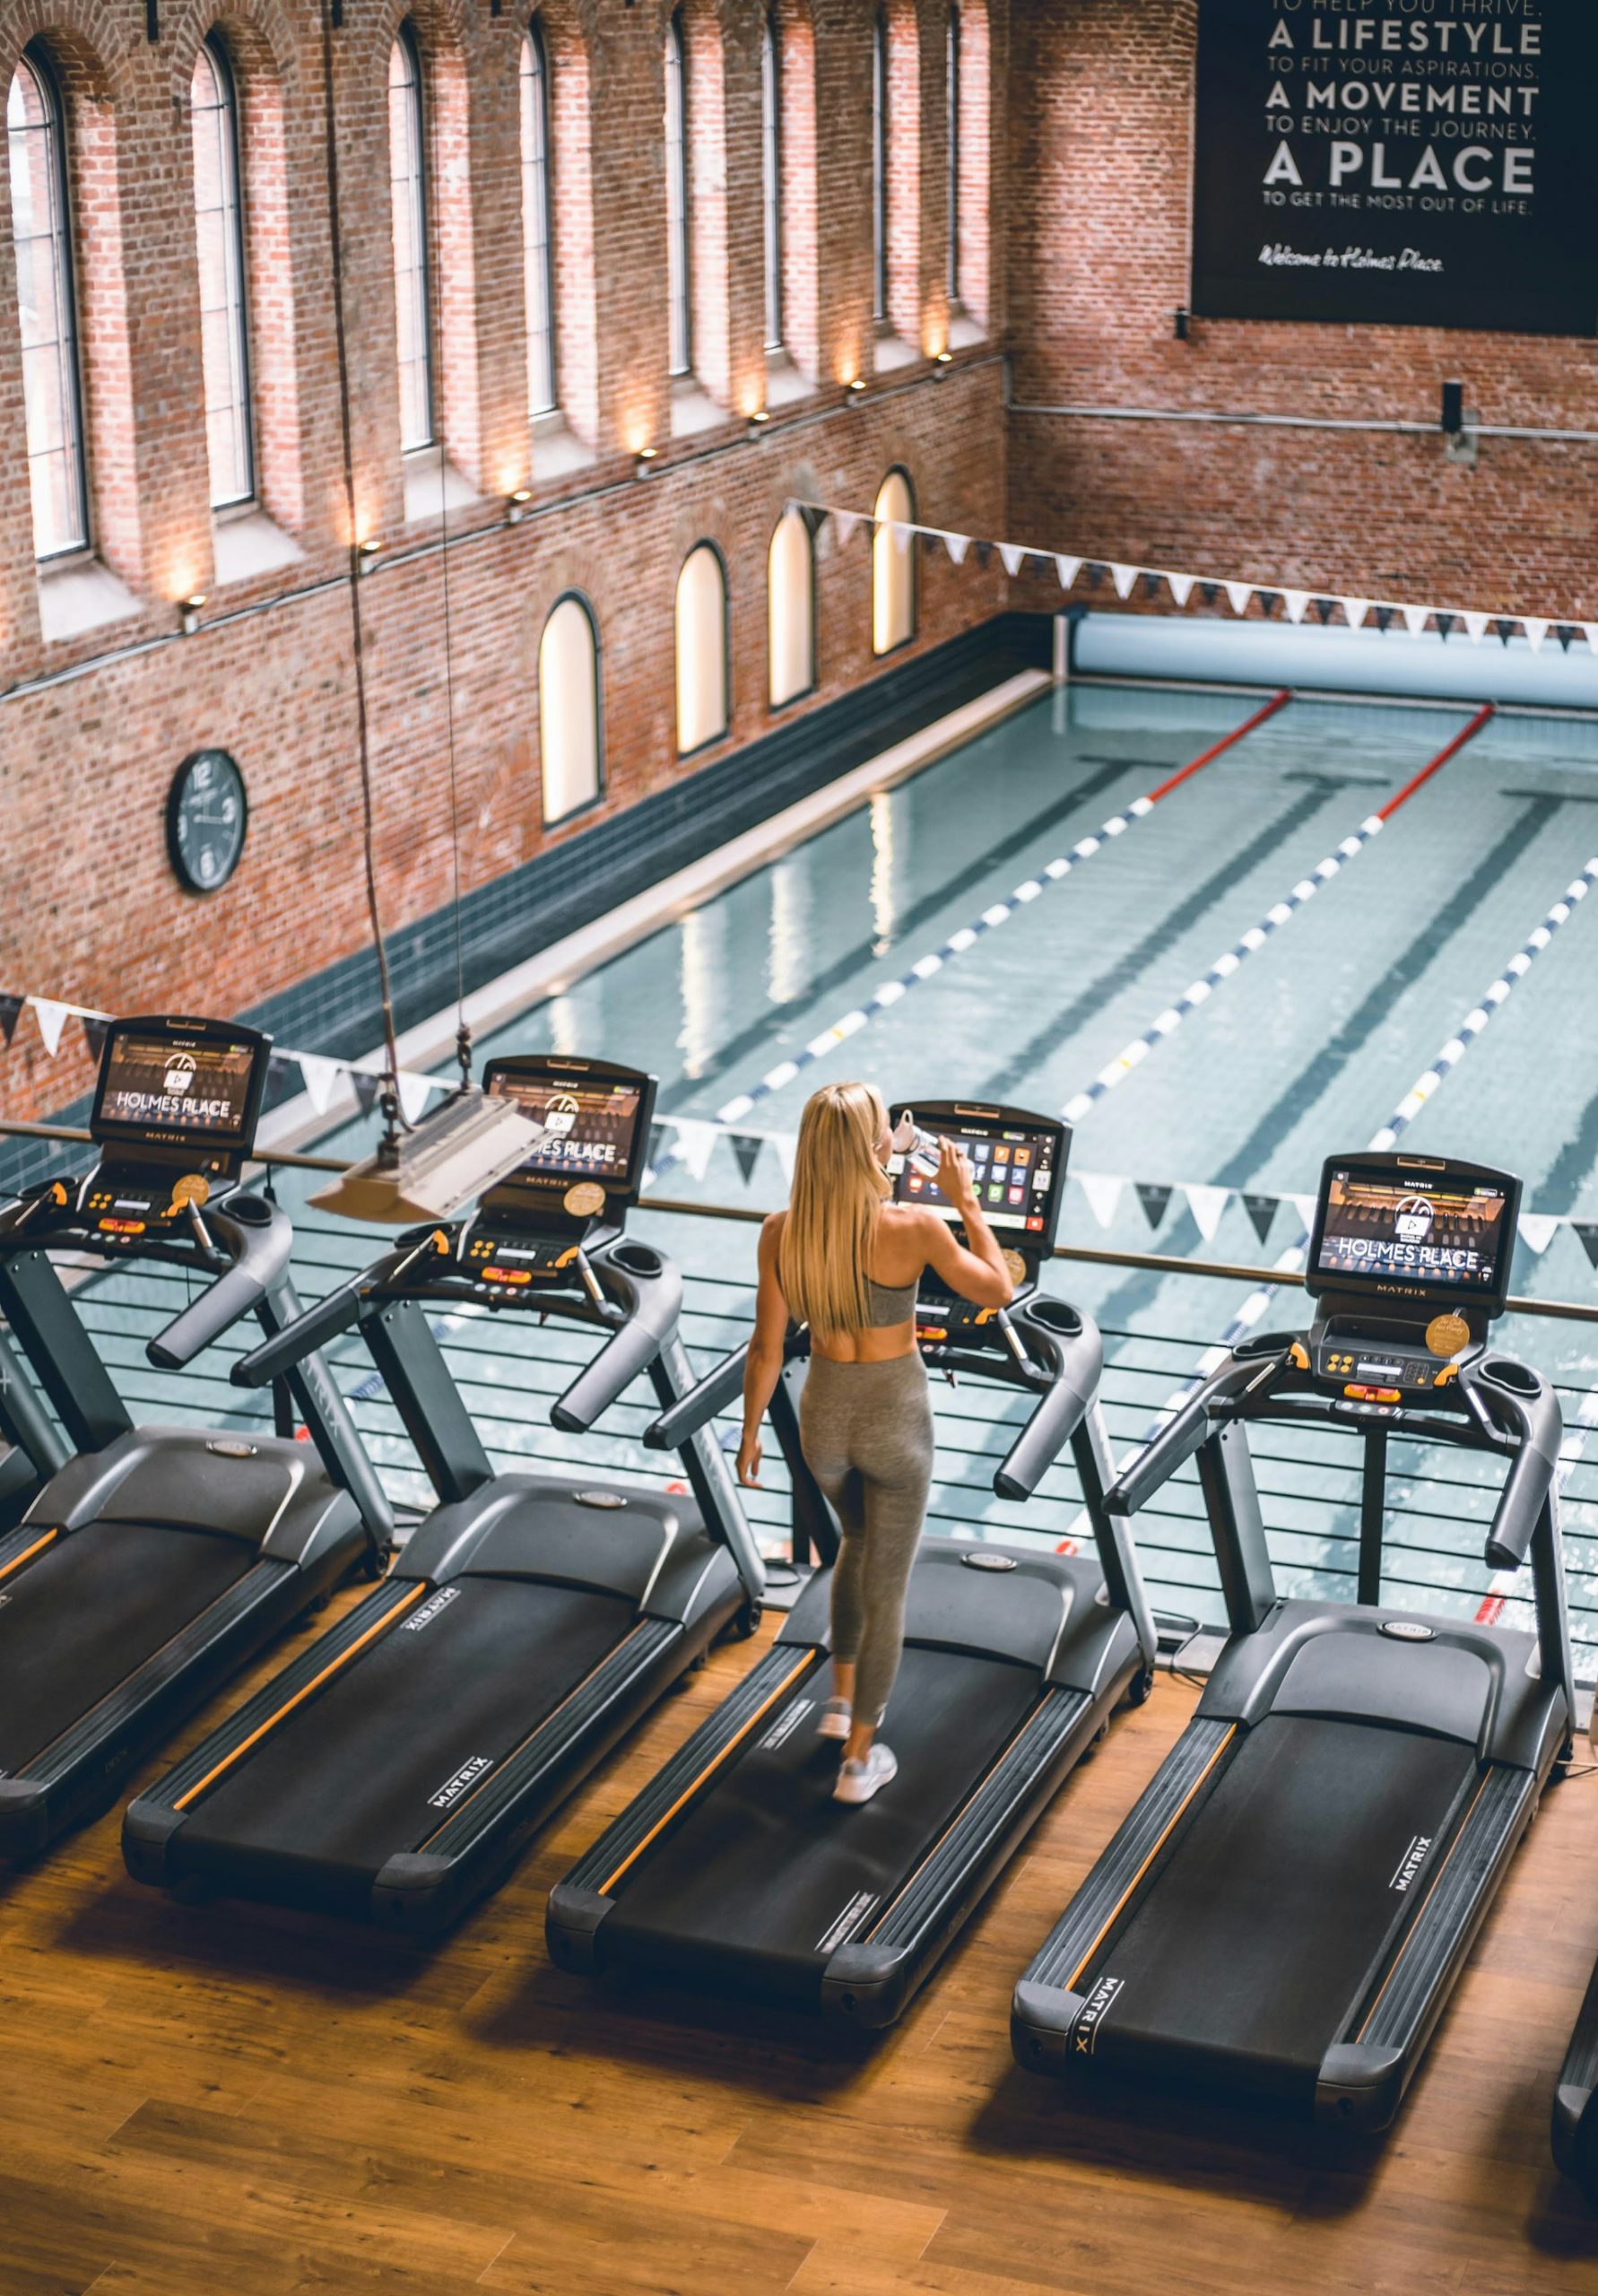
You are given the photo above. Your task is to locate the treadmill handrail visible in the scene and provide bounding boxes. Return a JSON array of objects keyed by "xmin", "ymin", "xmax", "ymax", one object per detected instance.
[
  {"xmin": 1461, "ymin": 1355, "xmax": 1564, "ymax": 1573},
  {"xmin": 550, "ymin": 1243, "xmax": 684, "ymax": 1435},
  {"xmin": 643, "ymin": 1337, "xmax": 752, "ymax": 1451},
  {"xmin": 231, "ymin": 1251, "xmax": 413, "ymax": 1388},
  {"xmin": 1106, "ymin": 1348, "xmax": 1289, "ymax": 1517},
  {"xmin": 992, "ymin": 1299, "xmax": 1103, "ymax": 1502},
  {"xmin": 145, "ymin": 1202, "xmax": 294, "ymax": 1370}
]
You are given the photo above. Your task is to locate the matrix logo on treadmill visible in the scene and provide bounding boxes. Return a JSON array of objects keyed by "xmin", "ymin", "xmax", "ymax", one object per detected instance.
[
  {"xmin": 427, "ymin": 1754, "xmax": 494, "ymax": 1810},
  {"xmin": 403, "ymin": 1587, "xmax": 462, "ymax": 1633},
  {"xmin": 1389, "ymin": 1834, "xmax": 1434, "ymax": 1894},
  {"xmin": 1073, "ymin": 1974, "xmax": 1124, "ymax": 2056}
]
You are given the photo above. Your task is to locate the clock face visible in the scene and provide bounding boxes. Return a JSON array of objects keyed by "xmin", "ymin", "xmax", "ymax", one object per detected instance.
[{"xmin": 167, "ymin": 749, "xmax": 248, "ymax": 894}]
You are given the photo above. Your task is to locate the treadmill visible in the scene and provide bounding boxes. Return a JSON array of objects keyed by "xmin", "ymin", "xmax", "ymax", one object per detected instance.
[
  {"xmin": 1012, "ymin": 1150, "xmax": 1575, "ymax": 2131},
  {"xmin": 0, "ymin": 1015, "xmax": 388, "ymax": 1857},
  {"xmin": 124, "ymin": 1054, "xmax": 767, "ymax": 1934},
  {"xmin": 546, "ymin": 1099, "xmax": 1158, "ymax": 2029},
  {"xmin": 1552, "ymin": 1763, "xmax": 1598, "ymax": 2201}
]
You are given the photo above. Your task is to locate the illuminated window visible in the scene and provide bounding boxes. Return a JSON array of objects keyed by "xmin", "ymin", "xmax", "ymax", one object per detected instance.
[
  {"xmin": 946, "ymin": 6, "xmax": 960, "ymax": 306},
  {"xmin": 676, "ymin": 543, "xmax": 727, "ymax": 754},
  {"xmin": 768, "ymin": 508, "xmax": 813, "ymax": 707},
  {"xmin": 871, "ymin": 13, "xmax": 887, "ymax": 326},
  {"xmin": 191, "ymin": 35, "xmax": 254, "ymax": 508},
  {"xmin": 872, "ymin": 468, "xmax": 915, "ymax": 656},
  {"xmin": 7, "ymin": 48, "xmax": 87, "ymax": 558},
  {"xmin": 521, "ymin": 20, "xmax": 555, "ymax": 416},
  {"xmin": 664, "ymin": 13, "xmax": 690, "ymax": 377},
  {"xmin": 388, "ymin": 26, "xmax": 433, "ymax": 451},
  {"xmin": 760, "ymin": 13, "xmax": 781, "ymax": 352},
  {"xmin": 539, "ymin": 594, "xmax": 602, "ymax": 823}
]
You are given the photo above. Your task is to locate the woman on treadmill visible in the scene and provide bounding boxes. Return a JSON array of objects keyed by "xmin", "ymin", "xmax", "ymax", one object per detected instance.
[{"xmin": 737, "ymin": 1083, "xmax": 1013, "ymax": 1805}]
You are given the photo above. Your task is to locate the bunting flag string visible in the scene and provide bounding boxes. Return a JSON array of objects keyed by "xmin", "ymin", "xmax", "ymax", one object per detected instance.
[{"xmin": 795, "ymin": 500, "xmax": 1598, "ymax": 661}]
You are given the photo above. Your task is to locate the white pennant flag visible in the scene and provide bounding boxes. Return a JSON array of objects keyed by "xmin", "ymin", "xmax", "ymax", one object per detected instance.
[
  {"xmin": 1166, "ymin": 572, "xmax": 1194, "ymax": 608},
  {"xmin": 1055, "ymin": 555, "xmax": 1081, "ymax": 590},
  {"xmin": 999, "ymin": 543, "xmax": 1026, "ymax": 578},
  {"xmin": 1185, "ymin": 1183, "xmax": 1230, "ymax": 1242},
  {"xmin": 1519, "ymin": 1213, "xmax": 1559, "ymax": 1256},
  {"xmin": 1281, "ymin": 589, "xmax": 1311, "ymax": 625},
  {"xmin": 1111, "ymin": 563, "xmax": 1139, "ymax": 601},
  {"xmin": 297, "ymin": 1053, "xmax": 341, "ymax": 1113},
  {"xmin": 1290, "ymin": 1194, "xmax": 1318, "ymax": 1234},
  {"xmin": 396, "ymin": 1071, "xmax": 435, "ymax": 1125},
  {"xmin": 1584, "ymin": 624, "xmax": 1598, "ymax": 654},
  {"xmin": 890, "ymin": 521, "xmax": 911, "ymax": 557},
  {"xmin": 1522, "ymin": 617, "xmax": 1549, "ymax": 653},
  {"xmin": 1464, "ymin": 612, "xmax": 1490, "ymax": 645},
  {"xmin": 771, "ymin": 1130, "xmax": 796, "ymax": 1182},
  {"xmin": 1339, "ymin": 597, "xmax": 1369, "ymax": 630},
  {"xmin": 1402, "ymin": 604, "xmax": 1431, "ymax": 639},
  {"xmin": 671, "ymin": 1118, "xmax": 718, "ymax": 1181},
  {"xmin": 833, "ymin": 510, "xmax": 860, "ymax": 549},
  {"xmin": 1077, "ymin": 1171, "xmax": 1124, "ymax": 1230},
  {"xmin": 1223, "ymin": 581, "xmax": 1254, "ymax": 618},
  {"xmin": 30, "ymin": 998, "xmax": 70, "ymax": 1056},
  {"xmin": 943, "ymin": 532, "xmax": 970, "ymax": 566}
]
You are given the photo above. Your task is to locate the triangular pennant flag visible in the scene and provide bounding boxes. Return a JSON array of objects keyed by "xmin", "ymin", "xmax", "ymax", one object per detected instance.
[
  {"xmin": 1290, "ymin": 1194, "xmax": 1318, "ymax": 1234},
  {"xmin": 1402, "ymin": 604, "xmax": 1431, "ymax": 639},
  {"xmin": 1585, "ymin": 625, "xmax": 1598, "ymax": 655},
  {"xmin": 1495, "ymin": 618, "xmax": 1515, "ymax": 646},
  {"xmin": 1572, "ymin": 1222, "xmax": 1598, "ymax": 1270},
  {"xmin": 0, "ymin": 994, "xmax": 22, "ymax": 1047},
  {"xmin": 1522, "ymin": 617, "xmax": 1549, "ymax": 653},
  {"xmin": 1340, "ymin": 597, "xmax": 1369, "ymax": 630},
  {"xmin": 396, "ymin": 1071, "xmax": 434, "ymax": 1125},
  {"xmin": 1142, "ymin": 571, "xmax": 1162, "ymax": 601},
  {"xmin": 833, "ymin": 510, "xmax": 860, "ymax": 549},
  {"xmin": 672, "ymin": 1118, "xmax": 717, "ymax": 1181},
  {"xmin": 1078, "ymin": 1172, "xmax": 1124, "ymax": 1230},
  {"xmin": 999, "ymin": 543, "xmax": 1026, "ymax": 579},
  {"xmin": 1373, "ymin": 606, "xmax": 1395, "ymax": 633},
  {"xmin": 1255, "ymin": 591, "xmax": 1280, "ymax": 620},
  {"xmin": 1464, "ymin": 612, "xmax": 1489, "ymax": 644},
  {"xmin": 771, "ymin": 1130, "xmax": 796, "ymax": 1182},
  {"xmin": 30, "ymin": 998, "xmax": 69, "ymax": 1056},
  {"xmin": 1242, "ymin": 1194, "xmax": 1278, "ymax": 1245},
  {"xmin": 1518, "ymin": 1213, "xmax": 1559, "ymax": 1256},
  {"xmin": 1281, "ymin": 590, "xmax": 1310, "ymax": 625},
  {"xmin": 1110, "ymin": 563, "xmax": 1139, "ymax": 602},
  {"xmin": 647, "ymin": 1122, "xmax": 667, "ymax": 1172},
  {"xmin": 1311, "ymin": 597, "xmax": 1333, "ymax": 624},
  {"xmin": 1166, "ymin": 572, "xmax": 1194, "ymax": 608},
  {"xmin": 730, "ymin": 1134, "xmax": 764, "ymax": 1185},
  {"xmin": 1435, "ymin": 613, "xmax": 1456, "ymax": 642},
  {"xmin": 81, "ymin": 1016, "xmax": 109, "ymax": 1064},
  {"xmin": 1082, "ymin": 560, "xmax": 1102, "ymax": 588},
  {"xmin": 943, "ymin": 532, "xmax": 969, "ymax": 566},
  {"xmin": 1555, "ymin": 625, "xmax": 1576, "ymax": 652},
  {"xmin": 297, "ymin": 1052, "xmax": 341, "ymax": 1114},
  {"xmin": 1055, "ymin": 554, "xmax": 1081, "ymax": 590},
  {"xmin": 1185, "ymin": 1183, "xmax": 1229, "ymax": 1242},
  {"xmin": 351, "ymin": 1072, "xmax": 383, "ymax": 1118},
  {"xmin": 1199, "ymin": 581, "xmax": 1220, "ymax": 608},
  {"xmin": 1223, "ymin": 581, "xmax": 1253, "ymax": 618},
  {"xmin": 890, "ymin": 521, "xmax": 911, "ymax": 557},
  {"xmin": 1134, "ymin": 1181, "xmax": 1173, "ymax": 1231}
]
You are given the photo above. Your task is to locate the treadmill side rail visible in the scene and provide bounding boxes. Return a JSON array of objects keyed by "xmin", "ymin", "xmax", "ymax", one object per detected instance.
[{"xmin": 1553, "ymin": 1952, "xmax": 1598, "ymax": 2195}]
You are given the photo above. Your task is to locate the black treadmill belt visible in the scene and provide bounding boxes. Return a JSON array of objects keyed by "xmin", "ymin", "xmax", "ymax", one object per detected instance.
[
  {"xmin": 604, "ymin": 1645, "xmax": 1040, "ymax": 1995},
  {"xmin": 1085, "ymin": 1714, "xmax": 1477, "ymax": 2096},
  {"xmin": 0, "ymin": 1522, "xmax": 260, "ymax": 1770},
  {"xmin": 180, "ymin": 1577, "xmax": 633, "ymax": 1887}
]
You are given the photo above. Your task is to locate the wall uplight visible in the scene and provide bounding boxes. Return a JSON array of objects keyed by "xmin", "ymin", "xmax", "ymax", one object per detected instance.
[
  {"xmin": 747, "ymin": 409, "xmax": 770, "ymax": 438},
  {"xmin": 634, "ymin": 446, "xmax": 659, "ymax": 477},
  {"xmin": 179, "ymin": 593, "xmax": 207, "ymax": 636},
  {"xmin": 357, "ymin": 537, "xmax": 383, "ymax": 576},
  {"xmin": 506, "ymin": 487, "xmax": 533, "ymax": 526}
]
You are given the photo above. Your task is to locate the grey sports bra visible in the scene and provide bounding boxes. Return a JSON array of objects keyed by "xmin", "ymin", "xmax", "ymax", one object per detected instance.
[{"xmin": 864, "ymin": 1272, "xmax": 920, "ymax": 1326}]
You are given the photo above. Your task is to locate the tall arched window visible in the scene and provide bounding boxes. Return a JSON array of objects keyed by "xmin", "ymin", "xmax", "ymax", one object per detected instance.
[
  {"xmin": 539, "ymin": 594, "xmax": 601, "ymax": 823},
  {"xmin": 760, "ymin": 13, "xmax": 781, "ymax": 352},
  {"xmin": 768, "ymin": 508, "xmax": 813, "ymax": 708},
  {"xmin": 676, "ymin": 543, "xmax": 728, "ymax": 754},
  {"xmin": 7, "ymin": 48, "xmax": 87, "ymax": 559},
  {"xmin": 945, "ymin": 5, "xmax": 960, "ymax": 307},
  {"xmin": 664, "ymin": 13, "xmax": 690, "ymax": 378},
  {"xmin": 388, "ymin": 26, "xmax": 433, "ymax": 451},
  {"xmin": 520, "ymin": 20, "xmax": 555, "ymax": 417},
  {"xmin": 191, "ymin": 35, "xmax": 254, "ymax": 508},
  {"xmin": 873, "ymin": 469, "xmax": 916, "ymax": 656},
  {"xmin": 870, "ymin": 13, "xmax": 888, "ymax": 326}
]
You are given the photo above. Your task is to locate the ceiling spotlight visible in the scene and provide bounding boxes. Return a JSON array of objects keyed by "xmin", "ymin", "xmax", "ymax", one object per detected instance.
[
  {"xmin": 179, "ymin": 593, "xmax": 207, "ymax": 636},
  {"xmin": 506, "ymin": 487, "xmax": 533, "ymax": 526}
]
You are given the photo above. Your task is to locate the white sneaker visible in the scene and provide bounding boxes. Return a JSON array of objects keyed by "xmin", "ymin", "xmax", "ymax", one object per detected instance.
[
  {"xmin": 817, "ymin": 1698, "xmax": 852, "ymax": 1742},
  {"xmin": 834, "ymin": 1743, "xmax": 898, "ymax": 1805}
]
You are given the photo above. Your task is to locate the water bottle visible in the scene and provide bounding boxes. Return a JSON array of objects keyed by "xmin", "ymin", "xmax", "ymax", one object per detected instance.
[{"xmin": 890, "ymin": 1110, "xmax": 942, "ymax": 1178}]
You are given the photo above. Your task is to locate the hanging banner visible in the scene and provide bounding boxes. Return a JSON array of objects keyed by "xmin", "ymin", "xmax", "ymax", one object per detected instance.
[{"xmin": 1191, "ymin": 0, "xmax": 1598, "ymax": 336}]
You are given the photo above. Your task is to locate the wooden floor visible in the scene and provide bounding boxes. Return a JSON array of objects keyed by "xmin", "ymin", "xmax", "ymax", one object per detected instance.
[{"xmin": 5, "ymin": 1597, "xmax": 1598, "ymax": 2296}]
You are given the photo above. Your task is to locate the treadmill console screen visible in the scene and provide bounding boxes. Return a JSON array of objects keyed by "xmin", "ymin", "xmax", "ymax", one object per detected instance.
[
  {"xmin": 888, "ymin": 1104, "xmax": 1068, "ymax": 1249},
  {"xmin": 484, "ymin": 1059, "xmax": 651, "ymax": 1199},
  {"xmin": 1311, "ymin": 1158, "xmax": 1517, "ymax": 1313},
  {"xmin": 91, "ymin": 1021, "xmax": 267, "ymax": 1154}
]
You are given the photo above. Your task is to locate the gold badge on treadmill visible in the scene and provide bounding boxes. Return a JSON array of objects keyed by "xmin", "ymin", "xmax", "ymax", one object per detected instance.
[
  {"xmin": 167, "ymin": 1173, "xmax": 211, "ymax": 1217},
  {"xmin": 1425, "ymin": 1310, "xmax": 1470, "ymax": 1360},
  {"xmin": 1003, "ymin": 1249, "xmax": 1027, "ymax": 1288},
  {"xmin": 564, "ymin": 1180, "xmax": 605, "ymax": 1219}
]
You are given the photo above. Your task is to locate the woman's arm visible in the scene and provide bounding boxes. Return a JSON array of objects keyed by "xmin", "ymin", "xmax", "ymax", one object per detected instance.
[
  {"xmin": 919, "ymin": 1139, "xmax": 1015, "ymax": 1308},
  {"xmin": 738, "ymin": 1213, "xmax": 792, "ymax": 1484}
]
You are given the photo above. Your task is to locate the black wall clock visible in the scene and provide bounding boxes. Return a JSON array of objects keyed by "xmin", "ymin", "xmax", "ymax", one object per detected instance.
[{"xmin": 167, "ymin": 749, "xmax": 248, "ymax": 894}]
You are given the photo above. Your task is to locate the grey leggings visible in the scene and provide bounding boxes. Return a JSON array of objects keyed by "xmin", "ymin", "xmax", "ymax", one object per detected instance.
[{"xmin": 798, "ymin": 1352, "xmax": 934, "ymax": 1728}]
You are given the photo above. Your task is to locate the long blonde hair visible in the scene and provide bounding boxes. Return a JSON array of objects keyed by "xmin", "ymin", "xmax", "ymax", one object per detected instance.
[{"xmin": 778, "ymin": 1082, "xmax": 889, "ymax": 1340}]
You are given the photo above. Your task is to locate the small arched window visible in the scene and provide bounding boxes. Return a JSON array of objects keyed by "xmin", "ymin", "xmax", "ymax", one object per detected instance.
[
  {"xmin": 539, "ymin": 594, "xmax": 602, "ymax": 823},
  {"xmin": 388, "ymin": 25, "xmax": 433, "ymax": 451},
  {"xmin": 760, "ymin": 13, "xmax": 782, "ymax": 352},
  {"xmin": 945, "ymin": 6, "xmax": 960, "ymax": 307},
  {"xmin": 676, "ymin": 543, "xmax": 728, "ymax": 754},
  {"xmin": 7, "ymin": 48, "xmax": 87, "ymax": 558},
  {"xmin": 520, "ymin": 20, "xmax": 555, "ymax": 417},
  {"xmin": 872, "ymin": 468, "xmax": 916, "ymax": 656},
  {"xmin": 870, "ymin": 13, "xmax": 888, "ymax": 326},
  {"xmin": 768, "ymin": 508, "xmax": 813, "ymax": 708},
  {"xmin": 191, "ymin": 34, "xmax": 254, "ymax": 508},
  {"xmin": 664, "ymin": 13, "xmax": 690, "ymax": 378}
]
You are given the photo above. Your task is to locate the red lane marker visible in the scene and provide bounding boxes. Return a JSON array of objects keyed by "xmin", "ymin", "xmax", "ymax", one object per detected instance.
[
  {"xmin": 1377, "ymin": 702, "xmax": 1495, "ymax": 822},
  {"xmin": 1144, "ymin": 688, "xmax": 1293, "ymax": 805}
]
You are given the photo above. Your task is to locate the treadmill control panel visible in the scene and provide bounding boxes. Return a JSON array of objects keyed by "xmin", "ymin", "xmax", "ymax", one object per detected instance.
[
  {"xmin": 482, "ymin": 1055, "xmax": 656, "ymax": 1227},
  {"xmin": 386, "ymin": 1220, "xmax": 589, "ymax": 1305}
]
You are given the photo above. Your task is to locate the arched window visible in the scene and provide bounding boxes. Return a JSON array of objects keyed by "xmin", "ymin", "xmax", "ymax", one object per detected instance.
[
  {"xmin": 388, "ymin": 26, "xmax": 433, "ymax": 451},
  {"xmin": 872, "ymin": 469, "xmax": 915, "ymax": 656},
  {"xmin": 7, "ymin": 49, "xmax": 87, "ymax": 559},
  {"xmin": 676, "ymin": 543, "xmax": 728, "ymax": 754},
  {"xmin": 520, "ymin": 20, "xmax": 555, "ymax": 417},
  {"xmin": 191, "ymin": 35, "xmax": 254, "ymax": 509},
  {"xmin": 760, "ymin": 13, "xmax": 781, "ymax": 352},
  {"xmin": 945, "ymin": 5, "xmax": 960, "ymax": 307},
  {"xmin": 539, "ymin": 594, "xmax": 601, "ymax": 823},
  {"xmin": 870, "ymin": 13, "xmax": 888, "ymax": 326},
  {"xmin": 768, "ymin": 508, "xmax": 813, "ymax": 708},
  {"xmin": 664, "ymin": 13, "xmax": 690, "ymax": 378}
]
